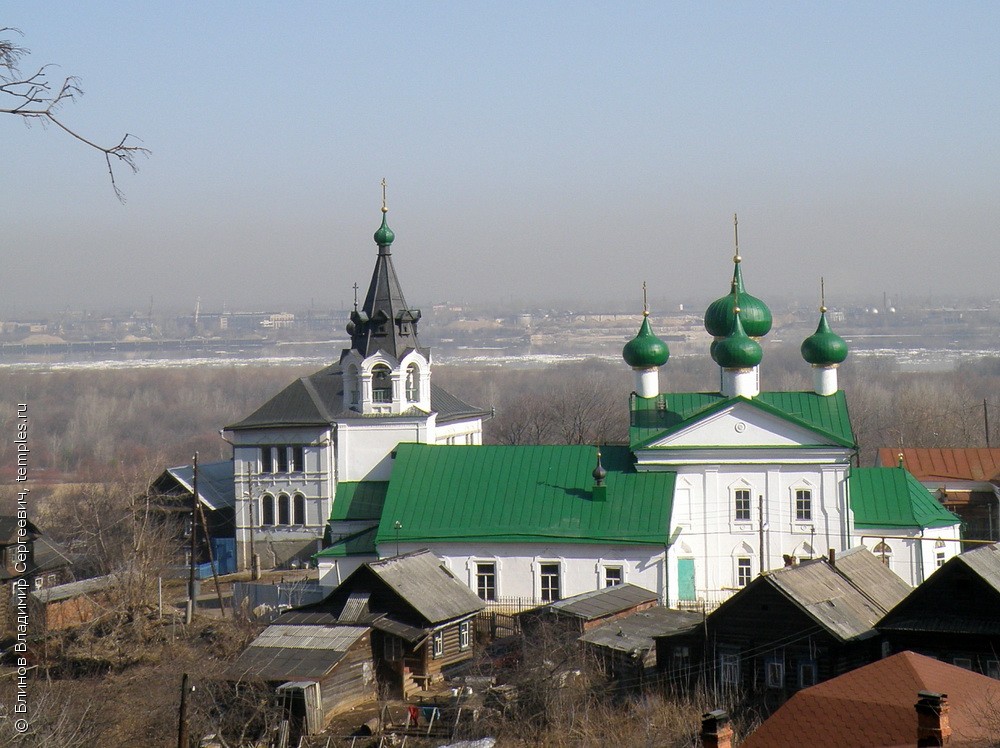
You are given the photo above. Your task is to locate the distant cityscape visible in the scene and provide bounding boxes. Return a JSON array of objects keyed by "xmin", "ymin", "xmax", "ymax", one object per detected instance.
[{"xmin": 2, "ymin": 296, "xmax": 998, "ymax": 367}]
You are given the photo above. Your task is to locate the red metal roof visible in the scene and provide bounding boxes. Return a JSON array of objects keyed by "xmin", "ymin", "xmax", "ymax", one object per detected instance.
[
  {"xmin": 741, "ymin": 651, "xmax": 1000, "ymax": 748},
  {"xmin": 876, "ymin": 448, "xmax": 1000, "ymax": 483}
]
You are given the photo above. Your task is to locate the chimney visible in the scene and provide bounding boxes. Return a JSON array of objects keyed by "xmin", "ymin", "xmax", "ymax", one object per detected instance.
[
  {"xmin": 915, "ymin": 691, "xmax": 951, "ymax": 746},
  {"xmin": 828, "ymin": 548, "xmax": 836, "ymax": 567},
  {"xmin": 700, "ymin": 709, "xmax": 733, "ymax": 748}
]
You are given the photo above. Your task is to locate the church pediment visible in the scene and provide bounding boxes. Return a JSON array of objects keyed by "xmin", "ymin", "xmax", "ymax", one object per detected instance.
[{"xmin": 644, "ymin": 399, "xmax": 845, "ymax": 449}]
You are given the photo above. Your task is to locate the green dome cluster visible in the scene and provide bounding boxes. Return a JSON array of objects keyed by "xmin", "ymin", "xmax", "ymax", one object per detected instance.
[
  {"xmin": 801, "ymin": 312, "xmax": 848, "ymax": 366},
  {"xmin": 373, "ymin": 213, "xmax": 395, "ymax": 246},
  {"xmin": 704, "ymin": 262, "xmax": 772, "ymax": 338},
  {"xmin": 714, "ymin": 312, "xmax": 763, "ymax": 369},
  {"xmin": 623, "ymin": 316, "xmax": 670, "ymax": 368}
]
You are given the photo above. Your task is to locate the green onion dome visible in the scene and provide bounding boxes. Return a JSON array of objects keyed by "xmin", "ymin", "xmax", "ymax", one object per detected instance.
[
  {"xmin": 373, "ymin": 212, "xmax": 395, "ymax": 246},
  {"xmin": 714, "ymin": 309, "xmax": 763, "ymax": 369},
  {"xmin": 704, "ymin": 260, "xmax": 772, "ymax": 338},
  {"xmin": 623, "ymin": 315, "xmax": 670, "ymax": 368},
  {"xmin": 801, "ymin": 310, "xmax": 848, "ymax": 366}
]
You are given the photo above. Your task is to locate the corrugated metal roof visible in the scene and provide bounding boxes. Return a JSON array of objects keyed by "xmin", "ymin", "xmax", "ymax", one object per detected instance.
[
  {"xmin": 630, "ymin": 390, "xmax": 855, "ymax": 450},
  {"xmin": 339, "ymin": 592, "xmax": 370, "ymax": 622},
  {"xmin": 231, "ymin": 624, "xmax": 368, "ymax": 680},
  {"xmin": 849, "ymin": 466, "xmax": 960, "ymax": 528},
  {"xmin": 580, "ymin": 607, "xmax": 702, "ymax": 653},
  {"xmin": 226, "ymin": 363, "xmax": 488, "ymax": 431},
  {"xmin": 329, "ymin": 482, "xmax": 389, "ymax": 522},
  {"xmin": 764, "ymin": 555, "xmax": 892, "ymax": 641},
  {"xmin": 164, "ymin": 460, "xmax": 236, "ymax": 511},
  {"xmin": 544, "ymin": 583, "xmax": 659, "ymax": 621},
  {"xmin": 832, "ymin": 546, "xmax": 911, "ymax": 612},
  {"xmin": 30, "ymin": 574, "xmax": 113, "ymax": 604},
  {"xmin": 741, "ymin": 651, "xmax": 1000, "ymax": 748},
  {"xmin": 364, "ymin": 550, "xmax": 485, "ymax": 624},
  {"xmin": 371, "ymin": 616, "xmax": 428, "ymax": 643},
  {"xmin": 377, "ymin": 444, "xmax": 676, "ymax": 546},
  {"xmin": 877, "ymin": 448, "xmax": 1000, "ymax": 483}
]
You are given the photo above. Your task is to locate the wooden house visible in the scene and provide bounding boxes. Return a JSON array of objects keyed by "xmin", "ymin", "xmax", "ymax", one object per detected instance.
[
  {"xmin": 655, "ymin": 547, "xmax": 910, "ymax": 696},
  {"xmin": 518, "ymin": 583, "xmax": 660, "ymax": 638},
  {"xmin": 231, "ymin": 549, "xmax": 484, "ymax": 735},
  {"xmin": 28, "ymin": 575, "xmax": 114, "ymax": 633},
  {"xmin": 741, "ymin": 651, "xmax": 1000, "ymax": 748},
  {"xmin": 0, "ymin": 517, "xmax": 74, "ymax": 634},
  {"xmin": 878, "ymin": 542, "xmax": 1000, "ymax": 678},
  {"xmin": 579, "ymin": 605, "xmax": 701, "ymax": 688}
]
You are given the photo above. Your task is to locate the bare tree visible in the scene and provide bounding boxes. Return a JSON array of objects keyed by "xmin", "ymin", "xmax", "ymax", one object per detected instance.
[{"xmin": 1, "ymin": 27, "xmax": 148, "ymax": 201}]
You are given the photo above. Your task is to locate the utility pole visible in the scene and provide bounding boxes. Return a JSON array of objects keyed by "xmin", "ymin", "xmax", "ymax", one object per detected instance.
[
  {"xmin": 758, "ymin": 495, "xmax": 765, "ymax": 576},
  {"xmin": 186, "ymin": 452, "xmax": 198, "ymax": 625},
  {"xmin": 177, "ymin": 672, "xmax": 191, "ymax": 748}
]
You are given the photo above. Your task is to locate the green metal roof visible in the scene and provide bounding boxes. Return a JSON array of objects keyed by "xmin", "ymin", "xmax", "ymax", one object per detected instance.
[
  {"xmin": 314, "ymin": 525, "xmax": 378, "ymax": 558},
  {"xmin": 375, "ymin": 444, "xmax": 676, "ymax": 546},
  {"xmin": 630, "ymin": 390, "xmax": 855, "ymax": 450},
  {"xmin": 849, "ymin": 466, "xmax": 961, "ymax": 529},
  {"xmin": 329, "ymin": 481, "xmax": 389, "ymax": 521}
]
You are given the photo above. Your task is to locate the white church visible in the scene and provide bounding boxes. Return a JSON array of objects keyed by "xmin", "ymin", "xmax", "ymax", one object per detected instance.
[{"xmin": 207, "ymin": 199, "xmax": 960, "ymax": 607}]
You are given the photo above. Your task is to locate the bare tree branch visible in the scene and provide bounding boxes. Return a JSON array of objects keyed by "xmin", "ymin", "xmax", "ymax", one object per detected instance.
[{"xmin": 1, "ymin": 27, "xmax": 149, "ymax": 202}]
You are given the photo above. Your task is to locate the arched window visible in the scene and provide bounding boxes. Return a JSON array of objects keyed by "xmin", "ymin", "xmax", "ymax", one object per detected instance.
[
  {"xmin": 261, "ymin": 494, "xmax": 275, "ymax": 526},
  {"xmin": 873, "ymin": 541, "xmax": 892, "ymax": 567},
  {"xmin": 372, "ymin": 364, "xmax": 392, "ymax": 403},
  {"xmin": 935, "ymin": 539, "xmax": 947, "ymax": 568},
  {"xmin": 278, "ymin": 493, "xmax": 290, "ymax": 525},
  {"xmin": 293, "ymin": 494, "xmax": 306, "ymax": 525},
  {"xmin": 405, "ymin": 363, "xmax": 420, "ymax": 402}
]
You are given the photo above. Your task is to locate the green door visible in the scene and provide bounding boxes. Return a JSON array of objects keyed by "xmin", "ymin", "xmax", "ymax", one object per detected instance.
[{"xmin": 678, "ymin": 558, "xmax": 696, "ymax": 601}]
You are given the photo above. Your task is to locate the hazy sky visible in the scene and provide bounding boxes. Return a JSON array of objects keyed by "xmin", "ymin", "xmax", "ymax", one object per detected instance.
[{"xmin": 4, "ymin": 3, "xmax": 998, "ymax": 316}]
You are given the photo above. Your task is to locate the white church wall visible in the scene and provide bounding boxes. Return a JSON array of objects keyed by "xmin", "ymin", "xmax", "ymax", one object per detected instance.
[
  {"xmin": 387, "ymin": 542, "xmax": 668, "ymax": 603},
  {"xmin": 857, "ymin": 524, "xmax": 961, "ymax": 586},
  {"xmin": 335, "ymin": 418, "xmax": 430, "ymax": 481}
]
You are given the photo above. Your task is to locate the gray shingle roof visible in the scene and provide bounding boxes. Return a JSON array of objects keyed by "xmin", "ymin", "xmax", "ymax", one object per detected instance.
[
  {"xmin": 365, "ymin": 550, "xmax": 485, "ymax": 624},
  {"xmin": 955, "ymin": 541, "xmax": 1000, "ymax": 592},
  {"xmin": 541, "ymin": 583, "xmax": 659, "ymax": 621},
  {"xmin": 226, "ymin": 364, "xmax": 487, "ymax": 431},
  {"xmin": 580, "ymin": 606, "xmax": 702, "ymax": 653},
  {"xmin": 831, "ymin": 545, "xmax": 911, "ymax": 612},
  {"xmin": 712, "ymin": 548, "xmax": 908, "ymax": 644}
]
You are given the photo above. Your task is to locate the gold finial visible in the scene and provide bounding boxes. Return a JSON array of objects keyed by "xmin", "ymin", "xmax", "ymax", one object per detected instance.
[
  {"xmin": 381, "ymin": 178, "xmax": 388, "ymax": 213},
  {"xmin": 898, "ymin": 452, "xmax": 904, "ymax": 469},
  {"xmin": 733, "ymin": 213, "xmax": 741, "ymax": 263},
  {"xmin": 820, "ymin": 277, "xmax": 827, "ymax": 314},
  {"xmin": 642, "ymin": 281, "xmax": 649, "ymax": 316}
]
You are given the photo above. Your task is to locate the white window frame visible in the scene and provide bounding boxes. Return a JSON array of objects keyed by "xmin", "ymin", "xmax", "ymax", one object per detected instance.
[
  {"xmin": 736, "ymin": 557, "xmax": 752, "ymax": 587},
  {"xmin": 603, "ymin": 565, "xmax": 623, "ymax": 587},
  {"xmin": 474, "ymin": 561, "xmax": 497, "ymax": 601},
  {"xmin": 539, "ymin": 561, "xmax": 561, "ymax": 603},
  {"xmin": 459, "ymin": 621, "xmax": 470, "ymax": 650},
  {"xmin": 733, "ymin": 486, "xmax": 752, "ymax": 523},
  {"xmin": 794, "ymin": 487, "xmax": 812, "ymax": 523},
  {"xmin": 432, "ymin": 630, "xmax": 444, "ymax": 659}
]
